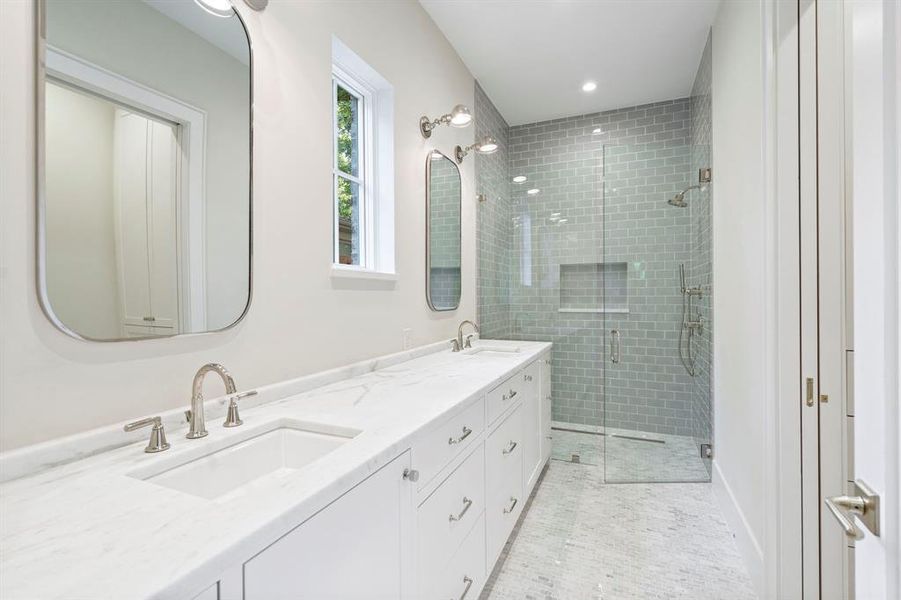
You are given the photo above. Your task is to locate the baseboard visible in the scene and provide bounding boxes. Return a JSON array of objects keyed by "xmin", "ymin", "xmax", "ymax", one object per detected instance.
[{"xmin": 712, "ymin": 460, "xmax": 767, "ymax": 598}]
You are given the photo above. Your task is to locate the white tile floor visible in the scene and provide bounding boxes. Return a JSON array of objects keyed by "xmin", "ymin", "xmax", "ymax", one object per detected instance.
[{"xmin": 481, "ymin": 461, "xmax": 757, "ymax": 600}]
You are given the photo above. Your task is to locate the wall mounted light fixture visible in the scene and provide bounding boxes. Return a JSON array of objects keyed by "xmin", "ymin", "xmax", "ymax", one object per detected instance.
[
  {"xmin": 420, "ymin": 104, "xmax": 472, "ymax": 138},
  {"xmin": 455, "ymin": 136, "xmax": 498, "ymax": 163}
]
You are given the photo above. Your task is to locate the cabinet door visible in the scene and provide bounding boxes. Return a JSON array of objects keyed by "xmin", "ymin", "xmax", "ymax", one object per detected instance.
[
  {"xmin": 539, "ymin": 356, "xmax": 552, "ymax": 464},
  {"xmin": 521, "ymin": 361, "xmax": 542, "ymax": 491},
  {"xmin": 243, "ymin": 451, "xmax": 413, "ymax": 600}
]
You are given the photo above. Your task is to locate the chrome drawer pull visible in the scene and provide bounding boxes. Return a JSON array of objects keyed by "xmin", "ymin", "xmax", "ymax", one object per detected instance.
[
  {"xmin": 502, "ymin": 389, "xmax": 518, "ymax": 401},
  {"xmin": 448, "ymin": 497, "xmax": 473, "ymax": 522},
  {"xmin": 451, "ymin": 576, "xmax": 473, "ymax": 600},
  {"xmin": 524, "ymin": 374, "xmax": 533, "ymax": 382},
  {"xmin": 448, "ymin": 426, "xmax": 473, "ymax": 445},
  {"xmin": 502, "ymin": 440, "xmax": 518, "ymax": 455},
  {"xmin": 503, "ymin": 496, "xmax": 518, "ymax": 514}
]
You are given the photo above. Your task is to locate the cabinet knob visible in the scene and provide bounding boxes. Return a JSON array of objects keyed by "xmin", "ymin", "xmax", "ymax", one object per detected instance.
[{"xmin": 402, "ymin": 468, "xmax": 419, "ymax": 482}]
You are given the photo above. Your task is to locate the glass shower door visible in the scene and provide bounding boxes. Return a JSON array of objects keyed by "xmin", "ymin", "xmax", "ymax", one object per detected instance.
[{"xmin": 601, "ymin": 144, "xmax": 711, "ymax": 483}]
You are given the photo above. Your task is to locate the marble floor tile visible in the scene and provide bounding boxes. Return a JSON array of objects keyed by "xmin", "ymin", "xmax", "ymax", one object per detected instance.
[{"xmin": 482, "ymin": 461, "xmax": 756, "ymax": 600}]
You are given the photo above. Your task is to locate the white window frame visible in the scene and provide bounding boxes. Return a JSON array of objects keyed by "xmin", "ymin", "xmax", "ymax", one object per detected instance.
[
  {"xmin": 332, "ymin": 69, "xmax": 373, "ymax": 269},
  {"xmin": 330, "ymin": 36, "xmax": 395, "ymax": 280}
]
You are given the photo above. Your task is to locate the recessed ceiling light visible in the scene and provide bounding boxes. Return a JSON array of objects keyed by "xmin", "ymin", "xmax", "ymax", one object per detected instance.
[
  {"xmin": 592, "ymin": 128, "xmax": 603, "ymax": 135},
  {"xmin": 581, "ymin": 81, "xmax": 597, "ymax": 93},
  {"xmin": 512, "ymin": 175, "xmax": 527, "ymax": 184},
  {"xmin": 527, "ymin": 188, "xmax": 540, "ymax": 195}
]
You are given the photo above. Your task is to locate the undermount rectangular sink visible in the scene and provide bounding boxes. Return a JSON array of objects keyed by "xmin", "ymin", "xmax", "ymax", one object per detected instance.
[
  {"xmin": 464, "ymin": 345, "xmax": 521, "ymax": 357},
  {"xmin": 132, "ymin": 420, "xmax": 359, "ymax": 500}
]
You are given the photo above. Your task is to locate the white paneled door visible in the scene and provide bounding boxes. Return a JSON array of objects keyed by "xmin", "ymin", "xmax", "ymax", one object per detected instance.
[{"xmin": 846, "ymin": 1, "xmax": 900, "ymax": 598}]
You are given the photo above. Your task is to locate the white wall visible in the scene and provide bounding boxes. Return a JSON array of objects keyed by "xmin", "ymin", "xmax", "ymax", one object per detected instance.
[
  {"xmin": 44, "ymin": 82, "xmax": 121, "ymax": 339},
  {"xmin": 0, "ymin": 0, "xmax": 477, "ymax": 451},
  {"xmin": 710, "ymin": 0, "xmax": 769, "ymax": 593}
]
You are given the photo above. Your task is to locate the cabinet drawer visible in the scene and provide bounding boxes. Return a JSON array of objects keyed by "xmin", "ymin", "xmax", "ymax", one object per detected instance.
[
  {"xmin": 417, "ymin": 444, "xmax": 485, "ymax": 594},
  {"xmin": 428, "ymin": 512, "xmax": 487, "ymax": 600},
  {"xmin": 486, "ymin": 462, "xmax": 523, "ymax": 566},
  {"xmin": 486, "ymin": 372, "xmax": 522, "ymax": 425},
  {"xmin": 486, "ymin": 404, "xmax": 523, "ymax": 490},
  {"xmin": 414, "ymin": 398, "xmax": 485, "ymax": 491}
]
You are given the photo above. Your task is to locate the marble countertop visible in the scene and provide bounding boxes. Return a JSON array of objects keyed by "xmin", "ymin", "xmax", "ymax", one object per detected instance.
[{"xmin": 0, "ymin": 339, "xmax": 551, "ymax": 600}]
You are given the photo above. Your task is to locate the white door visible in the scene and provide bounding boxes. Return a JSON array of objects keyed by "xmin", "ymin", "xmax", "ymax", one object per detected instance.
[{"xmin": 845, "ymin": 1, "xmax": 900, "ymax": 598}]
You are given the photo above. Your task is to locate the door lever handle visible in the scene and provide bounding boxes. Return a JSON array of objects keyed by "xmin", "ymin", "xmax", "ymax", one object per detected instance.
[{"xmin": 825, "ymin": 480, "xmax": 880, "ymax": 540}]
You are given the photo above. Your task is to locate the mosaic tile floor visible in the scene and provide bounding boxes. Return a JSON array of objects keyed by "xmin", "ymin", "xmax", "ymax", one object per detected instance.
[
  {"xmin": 550, "ymin": 423, "xmax": 710, "ymax": 483},
  {"xmin": 481, "ymin": 461, "xmax": 757, "ymax": 600}
]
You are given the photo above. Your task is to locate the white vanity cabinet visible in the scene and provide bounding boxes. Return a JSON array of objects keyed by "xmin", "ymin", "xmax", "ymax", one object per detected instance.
[
  {"xmin": 242, "ymin": 451, "xmax": 413, "ymax": 600},
  {"xmin": 194, "ymin": 352, "xmax": 552, "ymax": 600},
  {"xmin": 520, "ymin": 360, "xmax": 542, "ymax": 491},
  {"xmin": 539, "ymin": 356, "xmax": 552, "ymax": 464}
]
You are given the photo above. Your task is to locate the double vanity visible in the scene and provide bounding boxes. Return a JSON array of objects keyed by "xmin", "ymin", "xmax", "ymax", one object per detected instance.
[{"xmin": 0, "ymin": 339, "xmax": 551, "ymax": 599}]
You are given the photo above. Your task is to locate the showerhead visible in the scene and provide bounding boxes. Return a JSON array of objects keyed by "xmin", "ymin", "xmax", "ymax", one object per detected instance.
[
  {"xmin": 667, "ymin": 168, "xmax": 712, "ymax": 209},
  {"xmin": 668, "ymin": 192, "xmax": 688, "ymax": 208}
]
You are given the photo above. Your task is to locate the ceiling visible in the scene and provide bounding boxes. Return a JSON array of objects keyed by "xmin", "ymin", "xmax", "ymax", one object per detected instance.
[{"xmin": 419, "ymin": 0, "xmax": 719, "ymax": 126}]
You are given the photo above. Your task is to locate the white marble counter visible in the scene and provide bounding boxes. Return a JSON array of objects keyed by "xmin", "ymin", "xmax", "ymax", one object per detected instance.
[{"xmin": 0, "ymin": 339, "xmax": 551, "ymax": 600}]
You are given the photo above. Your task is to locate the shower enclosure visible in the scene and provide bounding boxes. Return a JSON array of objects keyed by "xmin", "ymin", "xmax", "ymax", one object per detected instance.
[{"xmin": 475, "ymin": 35, "xmax": 713, "ymax": 483}]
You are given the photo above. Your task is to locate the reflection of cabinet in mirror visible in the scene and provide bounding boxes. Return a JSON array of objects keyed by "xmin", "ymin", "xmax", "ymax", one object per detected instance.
[
  {"xmin": 39, "ymin": 0, "xmax": 252, "ymax": 341},
  {"xmin": 44, "ymin": 67, "xmax": 206, "ymax": 339},
  {"xmin": 114, "ymin": 110, "xmax": 181, "ymax": 337}
]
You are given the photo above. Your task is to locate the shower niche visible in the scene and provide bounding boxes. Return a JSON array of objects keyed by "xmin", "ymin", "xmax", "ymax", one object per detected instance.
[{"xmin": 558, "ymin": 262, "xmax": 628, "ymax": 313}]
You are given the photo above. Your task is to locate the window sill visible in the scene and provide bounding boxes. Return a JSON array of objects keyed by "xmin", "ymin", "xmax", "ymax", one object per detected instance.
[{"xmin": 330, "ymin": 265, "xmax": 398, "ymax": 283}]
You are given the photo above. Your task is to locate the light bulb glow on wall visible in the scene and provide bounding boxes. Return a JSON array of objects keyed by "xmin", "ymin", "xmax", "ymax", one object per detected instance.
[{"xmin": 194, "ymin": 0, "xmax": 234, "ymax": 18}]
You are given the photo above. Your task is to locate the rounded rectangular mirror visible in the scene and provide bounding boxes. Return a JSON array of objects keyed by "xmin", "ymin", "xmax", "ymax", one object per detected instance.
[
  {"xmin": 37, "ymin": 0, "xmax": 252, "ymax": 340},
  {"xmin": 426, "ymin": 150, "xmax": 462, "ymax": 311}
]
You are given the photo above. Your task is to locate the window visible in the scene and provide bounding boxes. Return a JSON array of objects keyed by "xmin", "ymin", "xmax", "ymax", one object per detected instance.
[
  {"xmin": 333, "ymin": 75, "xmax": 366, "ymax": 266},
  {"xmin": 331, "ymin": 37, "xmax": 395, "ymax": 276}
]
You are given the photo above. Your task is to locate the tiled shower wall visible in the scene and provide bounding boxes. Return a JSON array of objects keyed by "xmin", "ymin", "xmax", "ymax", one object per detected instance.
[
  {"xmin": 477, "ymin": 84, "xmax": 713, "ymax": 439},
  {"xmin": 475, "ymin": 82, "xmax": 513, "ymax": 338},
  {"xmin": 689, "ymin": 33, "xmax": 714, "ymax": 474},
  {"xmin": 428, "ymin": 156, "xmax": 462, "ymax": 308}
]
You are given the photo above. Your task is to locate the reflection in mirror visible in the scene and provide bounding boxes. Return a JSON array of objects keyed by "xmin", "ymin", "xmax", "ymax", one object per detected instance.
[
  {"xmin": 40, "ymin": 0, "xmax": 251, "ymax": 340},
  {"xmin": 426, "ymin": 150, "xmax": 462, "ymax": 311}
]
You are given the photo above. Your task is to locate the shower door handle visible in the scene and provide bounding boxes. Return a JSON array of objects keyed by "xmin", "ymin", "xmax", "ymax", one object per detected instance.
[{"xmin": 610, "ymin": 330, "xmax": 621, "ymax": 364}]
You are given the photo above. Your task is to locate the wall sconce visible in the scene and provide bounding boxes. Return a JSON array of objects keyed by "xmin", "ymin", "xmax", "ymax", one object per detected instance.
[
  {"xmin": 455, "ymin": 136, "xmax": 499, "ymax": 163},
  {"xmin": 420, "ymin": 104, "xmax": 473, "ymax": 138}
]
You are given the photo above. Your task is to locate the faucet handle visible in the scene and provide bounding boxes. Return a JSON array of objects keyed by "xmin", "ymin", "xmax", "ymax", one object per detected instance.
[
  {"xmin": 124, "ymin": 416, "xmax": 170, "ymax": 453},
  {"xmin": 223, "ymin": 390, "xmax": 257, "ymax": 428},
  {"xmin": 450, "ymin": 338, "xmax": 461, "ymax": 353},
  {"xmin": 464, "ymin": 334, "xmax": 474, "ymax": 349}
]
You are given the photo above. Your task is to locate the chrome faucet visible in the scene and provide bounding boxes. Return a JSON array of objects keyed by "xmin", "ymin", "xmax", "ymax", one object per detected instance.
[
  {"xmin": 186, "ymin": 363, "xmax": 236, "ymax": 439},
  {"xmin": 454, "ymin": 320, "xmax": 480, "ymax": 352}
]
